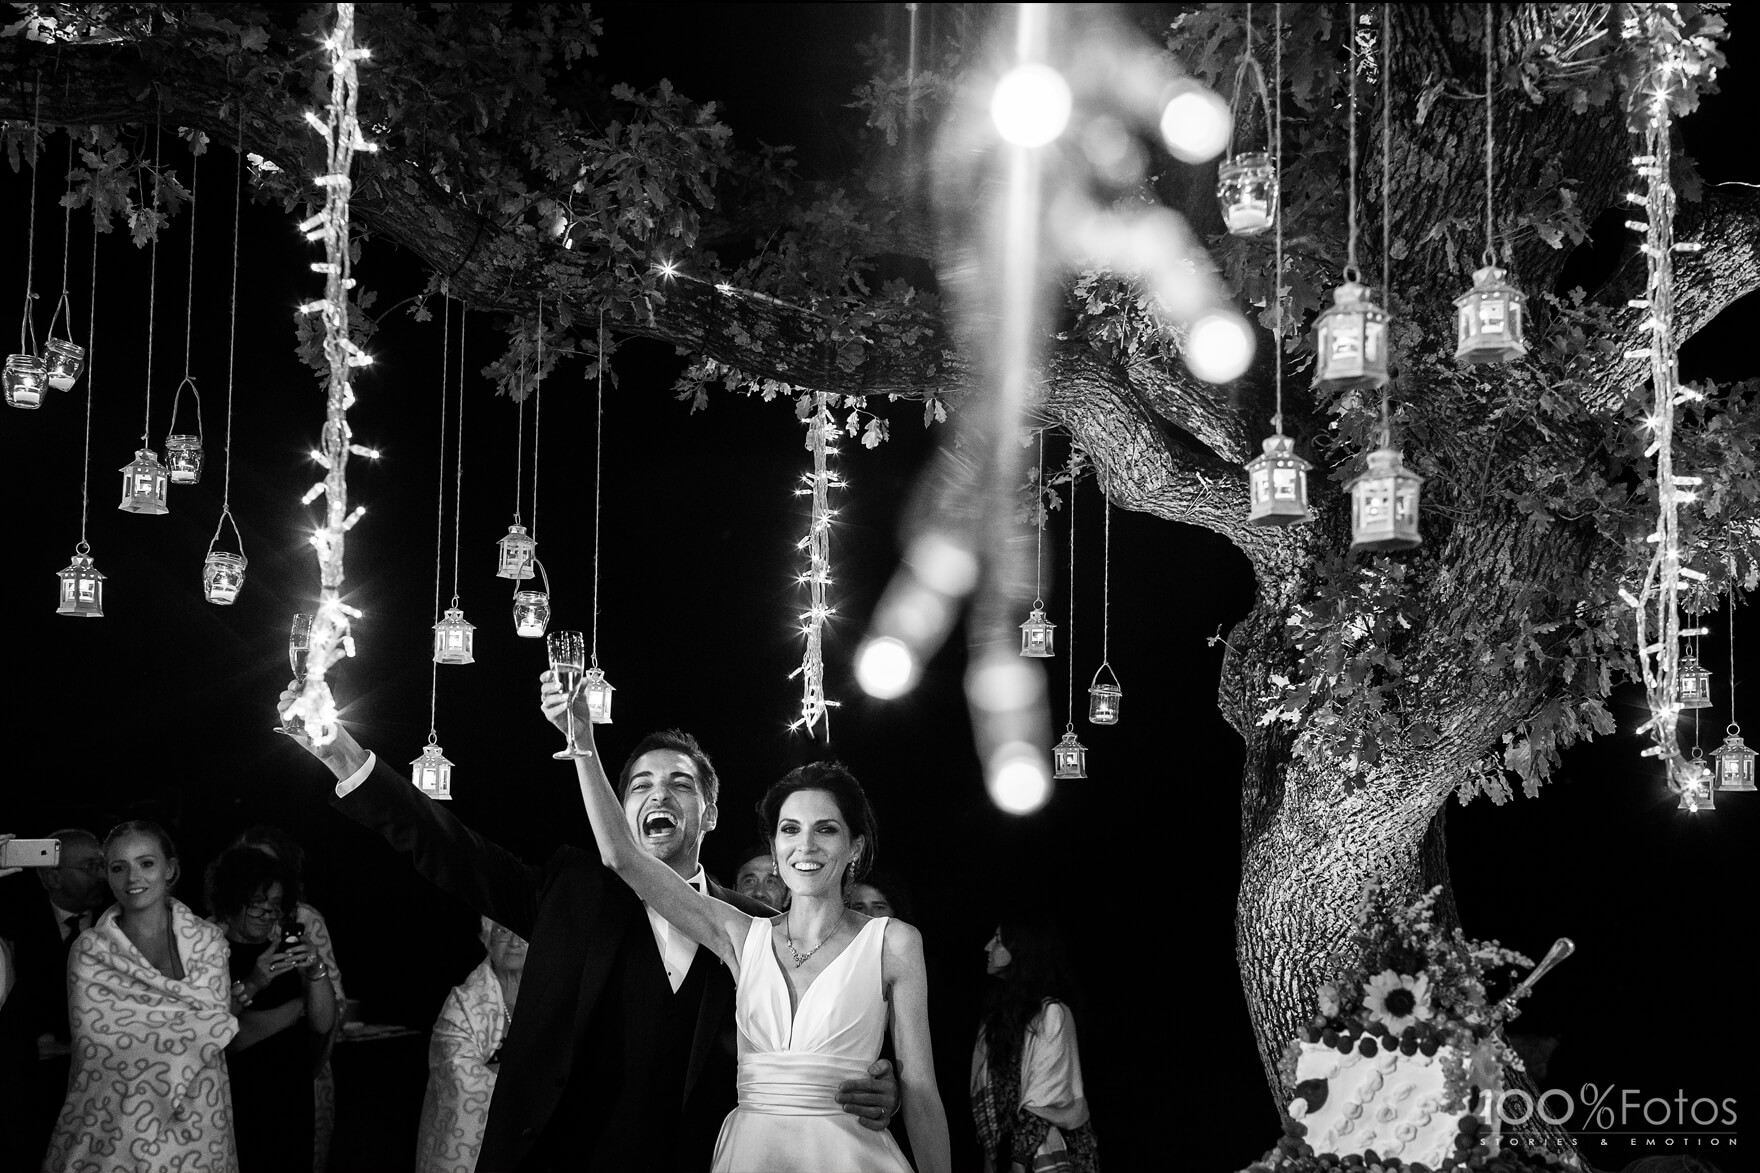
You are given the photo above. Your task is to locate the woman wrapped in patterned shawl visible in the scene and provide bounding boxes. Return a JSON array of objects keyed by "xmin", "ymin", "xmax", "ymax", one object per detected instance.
[{"xmin": 45, "ymin": 821, "xmax": 238, "ymax": 1173}]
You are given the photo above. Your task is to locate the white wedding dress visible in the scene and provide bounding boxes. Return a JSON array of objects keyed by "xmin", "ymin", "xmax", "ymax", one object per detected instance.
[{"xmin": 711, "ymin": 916, "xmax": 913, "ymax": 1173}]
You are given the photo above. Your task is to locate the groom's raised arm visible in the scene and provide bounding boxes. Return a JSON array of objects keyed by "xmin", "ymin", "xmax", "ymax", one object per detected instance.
[{"xmin": 280, "ymin": 682, "xmax": 542, "ymax": 940}]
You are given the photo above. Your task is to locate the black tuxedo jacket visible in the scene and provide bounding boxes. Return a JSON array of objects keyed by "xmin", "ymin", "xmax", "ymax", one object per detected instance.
[
  {"xmin": 335, "ymin": 757, "xmax": 772, "ymax": 1172},
  {"xmin": 0, "ymin": 891, "xmax": 79, "ymax": 1172}
]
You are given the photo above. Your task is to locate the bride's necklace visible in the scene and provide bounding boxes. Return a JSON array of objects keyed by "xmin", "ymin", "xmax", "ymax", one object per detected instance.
[{"xmin": 786, "ymin": 922, "xmax": 832, "ymax": 968}]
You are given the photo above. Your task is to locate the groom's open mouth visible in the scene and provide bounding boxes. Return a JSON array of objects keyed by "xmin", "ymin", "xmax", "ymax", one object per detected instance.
[{"xmin": 641, "ymin": 811, "xmax": 679, "ymax": 837}]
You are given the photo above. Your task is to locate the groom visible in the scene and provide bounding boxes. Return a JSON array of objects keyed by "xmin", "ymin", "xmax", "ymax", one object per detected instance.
[{"xmin": 281, "ymin": 685, "xmax": 898, "ymax": 1172}]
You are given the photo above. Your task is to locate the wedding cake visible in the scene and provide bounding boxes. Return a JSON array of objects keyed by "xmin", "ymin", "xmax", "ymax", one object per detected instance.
[{"xmin": 1241, "ymin": 885, "xmax": 1575, "ymax": 1173}]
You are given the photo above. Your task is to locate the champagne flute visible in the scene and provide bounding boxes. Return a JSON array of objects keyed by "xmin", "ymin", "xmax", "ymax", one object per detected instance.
[
  {"xmin": 547, "ymin": 630, "xmax": 588, "ymax": 759},
  {"xmin": 277, "ymin": 613, "xmax": 315, "ymax": 735}
]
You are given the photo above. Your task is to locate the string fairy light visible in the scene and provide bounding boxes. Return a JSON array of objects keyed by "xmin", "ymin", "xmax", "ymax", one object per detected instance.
[
  {"xmin": 283, "ymin": 2, "xmax": 380, "ymax": 747},
  {"xmin": 1616, "ymin": 5, "xmax": 1727, "ymax": 811},
  {"xmin": 1052, "ymin": 465, "xmax": 1087, "ymax": 779},
  {"xmin": 789, "ymin": 388, "xmax": 843, "ymax": 735},
  {"xmin": 119, "ymin": 99, "xmax": 172, "ymax": 513},
  {"xmin": 43, "ymin": 134, "xmax": 87, "ymax": 392},
  {"xmin": 1020, "ymin": 431, "xmax": 1056, "ymax": 654},
  {"xmin": 165, "ymin": 148, "xmax": 204, "ymax": 485},
  {"xmin": 56, "ymin": 218, "xmax": 104, "ymax": 616},
  {"xmin": 202, "ymin": 109, "xmax": 248, "ymax": 605},
  {"xmin": 1087, "ymin": 497, "xmax": 1121, "ymax": 723},
  {"xmin": 4, "ymin": 71, "xmax": 47, "ymax": 410},
  {"xmin": 1243, "ymin": 1, "xmax": 1312, "ymax": 527}
]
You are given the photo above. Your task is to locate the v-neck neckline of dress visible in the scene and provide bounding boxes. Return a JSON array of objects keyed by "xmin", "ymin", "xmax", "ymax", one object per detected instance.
[{"xmin": 770, "ymin": 916, "xmax": 881, "ymax": 1043}]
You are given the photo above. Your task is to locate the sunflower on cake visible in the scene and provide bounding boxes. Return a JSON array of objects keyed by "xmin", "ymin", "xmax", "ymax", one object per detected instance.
[{"xmin": 1242, "ymin": 883, "xmax": 1578, "ymax": 1173}]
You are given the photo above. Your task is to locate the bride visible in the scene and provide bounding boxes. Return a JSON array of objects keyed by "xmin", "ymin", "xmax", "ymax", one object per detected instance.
[{"xmin": 541, "ymin": 675, "xmax": 951, "ymax": 1173}]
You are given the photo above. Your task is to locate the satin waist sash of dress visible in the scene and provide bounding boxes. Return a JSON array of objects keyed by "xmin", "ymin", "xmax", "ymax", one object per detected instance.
[{"xmin": 736, "ymin": 1053, "xmax": 871, "ymax": 1115}]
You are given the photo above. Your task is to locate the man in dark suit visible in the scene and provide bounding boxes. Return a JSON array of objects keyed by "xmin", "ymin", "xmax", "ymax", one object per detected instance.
[
  {"xmin": 283, "ymin": 699, "xmax": 898, "ymax": 1172},
  {"xmin": 0, "ymin": 829, "xmax": 110, "ymax": 1173}
]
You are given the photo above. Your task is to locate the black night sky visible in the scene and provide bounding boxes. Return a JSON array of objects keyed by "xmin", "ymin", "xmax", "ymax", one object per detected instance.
[{"xmin": 2, "ymin": 6, "xmax": 1755, "ymax": 1170}]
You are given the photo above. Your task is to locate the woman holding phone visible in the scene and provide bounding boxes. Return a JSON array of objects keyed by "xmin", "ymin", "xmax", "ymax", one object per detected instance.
[{"xmin": 206, "ymin": 845, "xmax": 336, "ymax": 1172}]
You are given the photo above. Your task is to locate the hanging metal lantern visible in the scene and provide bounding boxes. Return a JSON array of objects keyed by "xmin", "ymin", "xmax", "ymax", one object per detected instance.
[
  {"xmin": 410, "ymin": 742, "xmax": 454, "ymax": 802},
  {"xmin": 1019, "ymin": 604, "xmax": 1056, "ymax": 658},
  {"xmin": 1713, "ymin": 726, "xmax": 1757, "ymax": 793},
  {"xmin": 1676, "ymin": 756, "xmax": 1715, "ymax": 812},
  {"xmin": 1088, "ymin": 665, "xmax": 1122, "ymax": 725},
  {"xmin": 1676, "ymin": 655, "xmax": 1713, "ymax": 710},
  {"xmin": 497, "ymin": 524, "xmax": 537, "ymax": 580},
  {"xmin": 1349, "ymin": 447, "xmax": 1423, "ymax": 552},
  {"xmin": 1313, "ymin": 279, "xmax": 1390, "ymax": 391},
  {"xmin": 582, "ymin": 665, "xmax": 615, "ymax": 724},
  {"xmin": 1052, "ymin": 729, "xmax": 1088, "ymax": 779},
  {"xmin": 433, "ymin": 606, "xmax": 476, "ymax": 664},
  {"xmin": 118, "ymin": 449, "xmax": 170, "ymax": 515},
  {"xmin": 3, "ymin": 353, "xmax": 48, "ymax": 409},
  {"xmin": 55, "ymin": 547, "xmax": 105, "ymax": 617},
  {"xmin": 164, "ymin": 434, "xmax": 205, "ymax": 485},
  {"xmin": 202, "ymin": 551, "xmax": 247, "ymax": 606},
  {"xmin": 1216, "ymin": 151, "xmax": 1278, "ymax": 236},
  {"xmin": 42, "ymin": 338, "xmax": 85, "ymax": 391},
  {"xmin": 1453, "ymin": 263, "xmax": 1527, "ymax": 365},
  {"xmin": 1245, "ymin": 432, "xmax": 1312, "ymax": 527}
]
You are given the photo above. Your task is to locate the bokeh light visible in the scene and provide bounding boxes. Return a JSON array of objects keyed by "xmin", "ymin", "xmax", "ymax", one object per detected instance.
[
  {"xmin": 991, "ymin": 64, "xmax": 1073, "ymax": 148},
  {"xmin": 1158, "ymin": 85, "xmax": 1231, "ymax": 163},
  {"xmin": 987, "ymin": 740, "xmax": 1052, "ymax": 814},
  {"xmin": 1184, "ymin": 311, "xmax": 1255, "ymax": 383},
  {"xmin": 855, "ymin": 635, "xmax": 917, "ymax": 700}
]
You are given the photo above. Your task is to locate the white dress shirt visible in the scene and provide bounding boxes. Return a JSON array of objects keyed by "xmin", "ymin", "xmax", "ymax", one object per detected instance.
[{"xmin": 338, "ymin": 752, "xmax": 705, "ymax": 993}]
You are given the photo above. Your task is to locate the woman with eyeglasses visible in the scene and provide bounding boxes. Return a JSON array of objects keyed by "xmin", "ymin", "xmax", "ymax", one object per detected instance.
[
  {"xmin": 45, "ymin": 820, "xmax": 240, "ymax": 1172},
  {"xmin": 206, "ymin": 845, "xmax": 336, "ymax": 1172},
  {"xmin": 415, "ymin": 916, "xmax": 529, "ymax": 1173}
]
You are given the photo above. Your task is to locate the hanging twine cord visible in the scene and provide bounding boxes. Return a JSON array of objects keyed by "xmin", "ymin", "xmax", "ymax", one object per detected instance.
[
  {"xmin": 78, "ymin": 218, "xmax": 97, "ymax": 551},
  {"xmin": 1063, "ymin": 464, "xmax": 1077, "ymax": 722},
  {"xmin": 430, "ymin": 295, "xmax": 450, "ymax": 740},
  {"xmin": 591, "ymin": 302, "xmax": 605, "ymax": 665},
  {"xmin": 169, "ymin": 149, "xmax": 202, "ymax": 442},
  {"xmin": 1227, "ymin": 3, "xmax": 1273, "ymax": 157},
  {"xmin": 49, "ymin": 135, "xmax": 74, "ymax": 339},
  {"xmin": 530, "ymin": 302, "xmax": 542, "ymax": 542},
  {"xmin": 1731, "ymin": 600, "xmax": 1740, "ymax": 737},
  {"xmin": 1034, "ymin": 431, "xmax": 1046, "ymax": 605},
  {"xmin": 20, "ymin": 72, "xmax": 40, "ymax": 351},
  {"xmin": 1099, "ymin": 498, "xmax": 1111, "ymax": 667},
  {"xmin": 1380, "ymin": 3, "xmax": 1393, "ymax": 447},
  {"xmin": 451, "ymin": 302, "xmax": 466, "ymax": 608},
  {"xmin": 212, "ymin": 104, "xmax": 244, "ymax": 555},
  {"xmin": 1344, "ymin": 2, "xmax": 1359, "ymax": 281},
  {"xmin": 1272, "ymin": 1, "xmax": 1285, "ymax": 433},
  {"xmin": 1485, "ymin": 5, "xmax": 1496, "ymax": 264},
  {"xmin": 142, "ymin": 98, "xmax": 162, "ymax": 445},
  {"xmin": 512, "ymin": 340, "xmax": 525, "ymax": 526}
]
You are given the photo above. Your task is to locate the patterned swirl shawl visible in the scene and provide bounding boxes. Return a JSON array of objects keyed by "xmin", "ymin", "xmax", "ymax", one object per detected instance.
[
  {"xmin": 414, "ymin": 955, "xmax": 510, "ymax": 1173},
  {"xmin": 44, "ymin": 898, "xmax": 239, "ymax": 1173}
]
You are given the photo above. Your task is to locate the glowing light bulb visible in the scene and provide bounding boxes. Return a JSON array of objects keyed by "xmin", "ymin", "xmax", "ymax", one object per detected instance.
[
  {"xmin": 1184, "ymin": 311, "xmax": 1254, "ymax": 383},
  {"xmin": 988, "ymin": 742, "xmax": 1051, "ymax": 814},
  {"xmin": 990, "ymin": 64, "xmax": 1072, "ymax": 148},
  {"xmin": 1158, "ymin": 86, "xmax": 1231, "ymax": 163},
  {"xmin": 855, "ymin": 636, "xmax": 917, "ymax": 700}
]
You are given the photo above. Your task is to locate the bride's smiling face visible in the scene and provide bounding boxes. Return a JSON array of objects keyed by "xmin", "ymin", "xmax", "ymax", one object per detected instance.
[{"xmin": 772, "ymin": 789, "xmax": 863, "ymax": 898}]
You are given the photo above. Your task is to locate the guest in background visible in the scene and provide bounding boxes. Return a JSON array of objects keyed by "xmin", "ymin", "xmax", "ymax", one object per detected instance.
[
  {"xmin": 971, "ymin": 911, "xmax": 1099, "ymax": 1173},
  {"xmin": 415, "ymin": 917, "xmax": 529, "ymax": 1173},
  {"xmin": 733, "ymin": 842, "xmax": 789, "ymax": 910},
  {"xmin": 230, "ymin": 825, "xmax": 345, "ymax": 1172},
  {"xmin": 847, "ymin": 869, "xmax": 915, "ymax": 924},
  {"xmin": 207, "ymin": 846, "xmax": 336, "ymax": 1173},
  {"xmin": 45, "ymin": 821, "xmax": 238, "ymax": 1172},
  {"xmin": 0, "ymin": 829, "xmax": 111, "ymax": 1173}
]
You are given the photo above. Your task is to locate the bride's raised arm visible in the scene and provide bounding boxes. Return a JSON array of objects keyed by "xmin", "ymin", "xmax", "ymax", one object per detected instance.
[{"xmin": 540, "ymin": 672, "xmax": 751, "ymax": 974}]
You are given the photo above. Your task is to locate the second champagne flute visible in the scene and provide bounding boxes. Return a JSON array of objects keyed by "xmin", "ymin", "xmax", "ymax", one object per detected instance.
[
  {"xmin": 547, "ymin": 630, "xmax": 588, "ymax": 759},
  {"xmin": 277, "ymin": 613, "xmax": 315, "ymax": 735}
]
